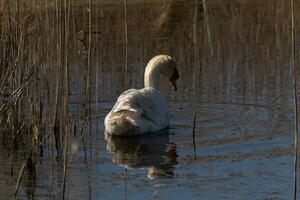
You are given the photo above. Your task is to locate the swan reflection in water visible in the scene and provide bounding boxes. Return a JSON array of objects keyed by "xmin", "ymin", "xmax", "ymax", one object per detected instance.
[{"xmin": 105, "ymin": 130, "xmax": 177, "ymax": 179}]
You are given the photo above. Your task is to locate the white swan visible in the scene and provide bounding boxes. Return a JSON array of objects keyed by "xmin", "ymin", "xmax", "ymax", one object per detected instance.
[{"xmin": 104, "ymin": 55, "xmax": 179, "ymax": 136}]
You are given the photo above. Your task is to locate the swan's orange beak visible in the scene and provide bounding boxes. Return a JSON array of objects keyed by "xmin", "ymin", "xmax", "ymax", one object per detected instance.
[{"xmin": 170, "ymin": 68, "xmax": 179, "ymax": 91}]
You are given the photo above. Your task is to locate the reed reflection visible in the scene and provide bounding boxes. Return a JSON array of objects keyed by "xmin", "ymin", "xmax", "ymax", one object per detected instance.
[{"xmin": 105, "ymin": 130, "xmax": 177, "ymax": 179}]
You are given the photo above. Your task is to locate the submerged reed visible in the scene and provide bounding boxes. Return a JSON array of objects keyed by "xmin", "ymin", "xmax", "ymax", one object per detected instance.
[{"xmin": 192, "ymin": 111, "xmax": 197, "ymax": 160}]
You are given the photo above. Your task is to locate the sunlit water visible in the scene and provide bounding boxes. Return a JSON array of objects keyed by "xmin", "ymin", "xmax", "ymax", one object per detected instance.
[{"xmin": 0, "ymin": 0, "xmax": 299, "ymax": 199}]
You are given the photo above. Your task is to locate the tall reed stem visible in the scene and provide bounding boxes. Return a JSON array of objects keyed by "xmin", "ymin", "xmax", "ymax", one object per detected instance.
[
  {"xmin": 62, "ymin": 0, "xmax": 70, "ymax": 198},
  {"xmin": 87, "ymin": 0, "xmax": 92, "ymax": 109},
  {"xmin": 12, "ymin": 161, "xmax": 26, "ymax": 200},
  {"xmin": 192, "ymin": 111, "xmax": 197, "ymax": 160},
  {"xmin": 124, "ymin": 0, "xmax": 128, "ymax": 90},
  {"xmin": 291, "ymin": 0, "xmax": 299, "ymax": 198},
  {"xmin": 193, "ymin": 0, "xmax": 199, "ymax": 92},
  {"xmin": 202, "ymin": 0, "xmax": 213, "ymax": 57}
]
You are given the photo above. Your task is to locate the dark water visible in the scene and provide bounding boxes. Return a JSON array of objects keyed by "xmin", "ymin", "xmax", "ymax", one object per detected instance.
[{"xmin": 0, "ymin": 0, "xmax": 299, "ymax": 199}]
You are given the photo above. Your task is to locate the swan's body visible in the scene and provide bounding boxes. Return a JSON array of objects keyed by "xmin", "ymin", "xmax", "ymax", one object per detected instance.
[{"xmin": 104, "ymin": 55, "xmax": 179, "ymax": 136}]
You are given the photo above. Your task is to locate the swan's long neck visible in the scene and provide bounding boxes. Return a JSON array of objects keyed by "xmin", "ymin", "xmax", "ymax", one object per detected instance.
[{"xmin": 144, "ymin": 63, "xmax": 160, "ymax": 89}]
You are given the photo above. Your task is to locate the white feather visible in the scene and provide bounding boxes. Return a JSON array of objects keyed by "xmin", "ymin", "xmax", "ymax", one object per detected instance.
[{"xmin": 104, "ymin": 88, "xmax": 169, "ymax": 136}]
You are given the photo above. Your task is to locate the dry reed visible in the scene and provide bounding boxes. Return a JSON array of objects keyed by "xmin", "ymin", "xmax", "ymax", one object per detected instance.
[
  {"xmin": 124, "ymin": 0, "xmax": 128, "ymax": 90},
  {"xmin": 291, "ymin": 0, "xmax": 298, "ymax": 199},
  {"xmin": 192, "ymin": 111, "xmax": 197, "ymax": 160}
]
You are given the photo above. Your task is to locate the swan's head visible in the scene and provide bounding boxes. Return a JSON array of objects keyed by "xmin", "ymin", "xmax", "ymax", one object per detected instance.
[{"xmin": 145, "ymin": 55, "xmax": 179, "ymax": 91}]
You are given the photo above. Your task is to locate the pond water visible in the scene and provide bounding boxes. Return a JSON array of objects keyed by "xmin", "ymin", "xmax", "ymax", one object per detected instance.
[{"xmin": 0, "ymin": 0, "xmax": 299, "ymax": 199}]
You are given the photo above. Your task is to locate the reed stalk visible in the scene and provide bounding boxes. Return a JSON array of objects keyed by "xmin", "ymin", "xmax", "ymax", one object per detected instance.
[
  {"xmin": 124, "ymin": 0, "xmax": 128, "ymax": 90},
  {"xmin": 87, "ymin": 0, "xmax": 92, "ymax": 114},
  {"xmin": 12, "ymin": 161, "xmax": 26, "ymax": 200},
  {"xmin": 291, "ymin": 0, "xmax": 299, "ymax": 199},
  {"xmin": 95, "ymin": 4, "xmax": 100, "ymax": 130},
  {"xmin": 193, "ymin": 0, "xmax": 199, "ymax": 93},
  {"xmin": 53, "ymin": 0, "xmax": 62, "ymax": 157},
  {"xmin": 192, "ymin": 111, "xmax": 197, "ymax": 160},
  {"xmin": 62, "ymin": 0, "xmax": 70, "ymax": 198},
  {"xmin": 62, "ymin": 127, "xmax": 68, "ymax": 200},
  {"xmin": 202, "ymin": 0, "xmax": 213, "ymax": 57}
]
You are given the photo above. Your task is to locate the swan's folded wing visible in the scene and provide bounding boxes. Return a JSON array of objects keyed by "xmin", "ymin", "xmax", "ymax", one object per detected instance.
[
  {"xmin": 105, "ymin": 88, "xmax": 169, "ymax": 135},
  {"xmin": 110, "ymin": 88, "xmax": 164, "ymax": 123},
  {"xmin": 111, "ymin": 89, "xmax": 143, "ymax": 115}
]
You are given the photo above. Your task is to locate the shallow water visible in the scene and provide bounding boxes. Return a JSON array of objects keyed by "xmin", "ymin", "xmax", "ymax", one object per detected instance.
[{"xmin": 0, "ymin": 0, "xmax": 299, "ymax": 199}]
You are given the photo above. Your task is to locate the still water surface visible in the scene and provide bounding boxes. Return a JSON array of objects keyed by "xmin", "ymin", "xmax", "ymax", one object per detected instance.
[{"xmin": 0, "ymin": 0, "xmax": 298, "ymax": 199}]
